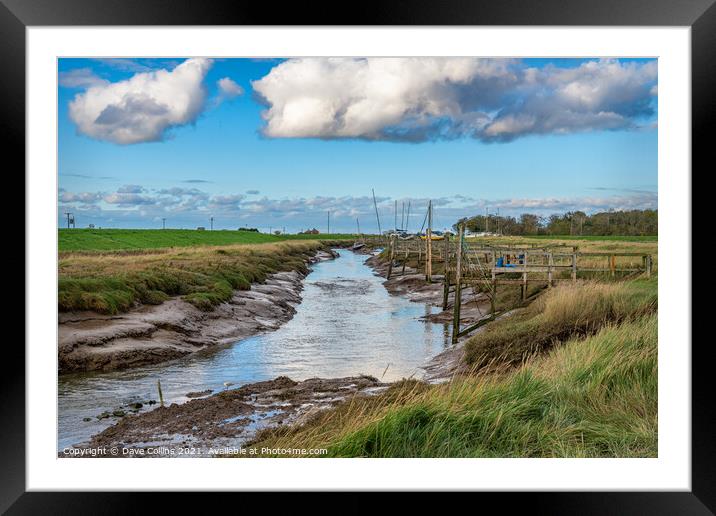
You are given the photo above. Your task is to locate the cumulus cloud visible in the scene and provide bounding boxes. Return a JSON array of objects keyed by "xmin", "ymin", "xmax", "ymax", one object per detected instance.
[
  {"xmin": 58, "ymin": 191, "xmax": 104, "ymax": 204},
  {"xmin": 252, "ymin": 58, "xmax": 657, "ymax": 142},
  {"xmin": 208, "ymin": 194, "xmax": 245, "ymax": 212},
  {"xmin": 59, "ymin": 68, "xmax": 108, "ymax": 89},
  {"xmin": 68, "ymin": 58, "xmax": 213, "ymax": 144},
  {"xmin": 58, "ymin": 186, "xmax": 656, "ymax": 230},
  {"xmin": 217, "ymin": 77, "xmax": 244, "ymax": 98},
  {"xmin": 104, "ymin": 192, "xmax": 156, "ymax": 206},
  {"xmin": 117, "ymin": 184, "xmax": 145, "ymax": 193}
]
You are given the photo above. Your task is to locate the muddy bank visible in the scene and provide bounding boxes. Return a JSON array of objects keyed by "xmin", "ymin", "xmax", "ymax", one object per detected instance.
[
  {"xmin": 58, "ymin": 250, "xmax": 337, "ymax": 374},
  {"xmin": 63, "ymin": 375, "xmax": 386, "ymax": 457}
]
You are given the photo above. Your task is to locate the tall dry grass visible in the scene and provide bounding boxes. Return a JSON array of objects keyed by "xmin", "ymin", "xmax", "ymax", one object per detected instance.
[{"xmin": 464, "ymin": 279, "xmax": 657, "ymax": 369}]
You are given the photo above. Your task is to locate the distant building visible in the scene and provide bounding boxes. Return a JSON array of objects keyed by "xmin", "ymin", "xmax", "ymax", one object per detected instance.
[
  {"xmin": 299, "ymin": 228, "xmax": 320, "ymax": 235},
  {"xmin": 197, "ymin": 226, "xmax": 206, "ymax": 231}
]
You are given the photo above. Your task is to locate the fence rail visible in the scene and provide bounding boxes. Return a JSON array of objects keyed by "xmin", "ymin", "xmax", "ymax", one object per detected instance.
[{"xmin": 360, "ymin": 231, "xmax": 653, "ymax": 343}]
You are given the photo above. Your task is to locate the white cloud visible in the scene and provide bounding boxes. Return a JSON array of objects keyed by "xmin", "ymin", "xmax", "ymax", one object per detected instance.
[
  {"xmin": 252, "ymin": 58, "xmax": 657, "ymax": 142},
  {"xmin": 59, "ymin": 68, "xmax": 108, "ymax": 89},
  {"xmin": 68, "ymin": 58, "xmax": 213, "ymax": 144},
  {"xmin": 58, "ymin": 187, "xmax": 657, "ymax": 229},
  {"xmin": 117, "ymin": 184, "xmax": 145, "ymax": 193},
  {"xmin": 104, "ymin": 193, "xmax": 156, "ymax": 206},
  {"xmin": 58, "ymin": 191, "xmax": 104, "ymax": 204},
  {"xmin": 217, "ymin": 77, "xmax": 244, "ymax": 98}
]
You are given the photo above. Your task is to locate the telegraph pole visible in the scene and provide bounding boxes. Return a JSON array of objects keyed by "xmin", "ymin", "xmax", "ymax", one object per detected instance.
[
  {"xmin": 327, "ymin": 211, "xmax": 330, "ymax": 234},
  {"xmin": 64, "ymin": 212, "xmax": 73, "ymax": 229},
  {"xmin": 162, "ymin": 218, "xmax": 166, "ymax": 230}
]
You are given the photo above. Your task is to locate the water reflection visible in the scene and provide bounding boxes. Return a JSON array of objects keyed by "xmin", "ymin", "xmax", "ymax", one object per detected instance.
[{"xmin": 58, "ymin": 249, "xmax": 450, "ymax": 449}]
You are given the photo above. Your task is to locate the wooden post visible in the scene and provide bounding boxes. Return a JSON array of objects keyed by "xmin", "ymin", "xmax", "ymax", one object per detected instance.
[
  {"xmin": 572, "ymin": 247, "xmax": 577, "ymax": 283},
  {"xmin": 610, "ymin": 254, "xmax": 616, "ymax": 277},
  {"xmin": 426, "ymin": 201, "xmax": 433, "ymax": 282},
  {"xmin": 386, "ymin": 235, "xmax": 395, "ymax": 279},
  {"xmin": 646, "ymin": 255, "xmax": 652, "ymax": 278},
  {"xmin": 547, "ymin": 252, "xmax": 553, "ymax": 287},
  {"xmin": 522, "ymin": 251, "xmax": 528, "ymax": 301},
  {"xmin": 442, "ymin": 235, "xmax": 451, "ymax": 311},
  {"xmin": 401, "ymin": 245, "xmax": 408, "ymax": 276},
  {"xmin": 451, "ymin": 225, "xmax": 464, "ymax": 344},
  {"xmin": 157, "ymin": 379, "xmax": 164, "ymax": 407},
  {"xmin": 491, "ymin": 264, "xmax": 497, "ymax": 315}
]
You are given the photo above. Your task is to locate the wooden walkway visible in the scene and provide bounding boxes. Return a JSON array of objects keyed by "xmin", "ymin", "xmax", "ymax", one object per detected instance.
[{"xmin": 361, "ymin": 230, "xmax": 653, "ymax": 343}]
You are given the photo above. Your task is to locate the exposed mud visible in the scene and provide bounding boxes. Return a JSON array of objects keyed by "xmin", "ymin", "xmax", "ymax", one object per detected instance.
[
  {"xmin": 62, "ymin": 375, "xmax": 386, "ymax": 457},
  {"xmin": 422, "ymin": 309, "xmax": 517, "ymax": 383},
  {"xmin": 58, "ymin": 250, "xmax": 337, "ymax": 374}
]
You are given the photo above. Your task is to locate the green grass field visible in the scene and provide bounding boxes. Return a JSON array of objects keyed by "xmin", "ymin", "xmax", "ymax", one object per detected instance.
[
  {"xmin": 58, "ymin": 228, "xmax": 356, "ymax": 252},
  {"xmin": 524, "ymin": 234, "xmax": 657, "ymax": 242}
]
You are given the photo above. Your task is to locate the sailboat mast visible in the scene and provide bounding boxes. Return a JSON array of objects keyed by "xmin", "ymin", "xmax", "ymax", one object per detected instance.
[
  {"xmin": 406, "ymin": 201, "xmax": 411, "ymax": 232},
  {"xmin": 372, "ymin": 189, "xmax": 382, "ymax": 235}
]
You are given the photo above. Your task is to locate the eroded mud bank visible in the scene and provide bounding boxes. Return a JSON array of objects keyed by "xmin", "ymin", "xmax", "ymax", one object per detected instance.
[
  {"xmin": 63, "ymin": 375, "xmax": 385, "ymax": 457},
  {"xmin": 58, "ymin": 250, "xmax": 337, "ymax": 374}
]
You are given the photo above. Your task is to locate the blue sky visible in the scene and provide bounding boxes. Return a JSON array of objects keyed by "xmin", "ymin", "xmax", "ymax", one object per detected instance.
[{"xmin": 58, "ymin": 57, "xmax": 657, "ymax": 232}]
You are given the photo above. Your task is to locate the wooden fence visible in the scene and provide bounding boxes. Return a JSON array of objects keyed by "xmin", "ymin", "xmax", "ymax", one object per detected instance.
[{"xmin": 360, "ymin": 231, "xmax": 653, "ymax": 343}]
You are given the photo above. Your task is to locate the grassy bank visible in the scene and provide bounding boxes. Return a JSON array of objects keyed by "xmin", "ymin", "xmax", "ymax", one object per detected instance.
[
  {"xmin": 59, "ymin": 228, "xmax": 356, "ymax": 252},
  {"xmin": 465, "ymin": 279, "xmax": 657, "ymax": 370},
  {"xmin": 59, "ymin": 240, "xmax": 334, "ymax": 314},
  {"xmin": 249, "ymin": 277, "xmax": 657, "ymax": 457}
]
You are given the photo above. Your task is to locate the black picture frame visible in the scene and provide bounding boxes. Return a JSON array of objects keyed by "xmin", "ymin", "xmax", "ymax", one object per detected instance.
[{"xmin": 4, "ymin": 0, "xmax": 708, "ymax": 511}]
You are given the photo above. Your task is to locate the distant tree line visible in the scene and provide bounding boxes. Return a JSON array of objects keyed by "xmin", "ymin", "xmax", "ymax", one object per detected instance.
[{"xmin": 453, "ymin": 209, "xmax": 657, "ymax": 236}]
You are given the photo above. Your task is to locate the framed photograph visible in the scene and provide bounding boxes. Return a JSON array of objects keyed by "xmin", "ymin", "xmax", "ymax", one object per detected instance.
[{"xmin": 7, "ymin": 0, "xmax": 709, "ymax": 509}]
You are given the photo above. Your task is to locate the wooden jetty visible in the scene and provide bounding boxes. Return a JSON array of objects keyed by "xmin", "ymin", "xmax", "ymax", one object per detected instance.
[{"xmin": 361, "ymin": 229, "xmax": 653, "ymax": 344}]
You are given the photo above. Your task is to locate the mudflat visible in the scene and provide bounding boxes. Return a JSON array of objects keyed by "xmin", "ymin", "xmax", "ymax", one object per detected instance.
[{"xmin": 58, "ymin": 250, "xmax": 336, "ymax": 374}]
